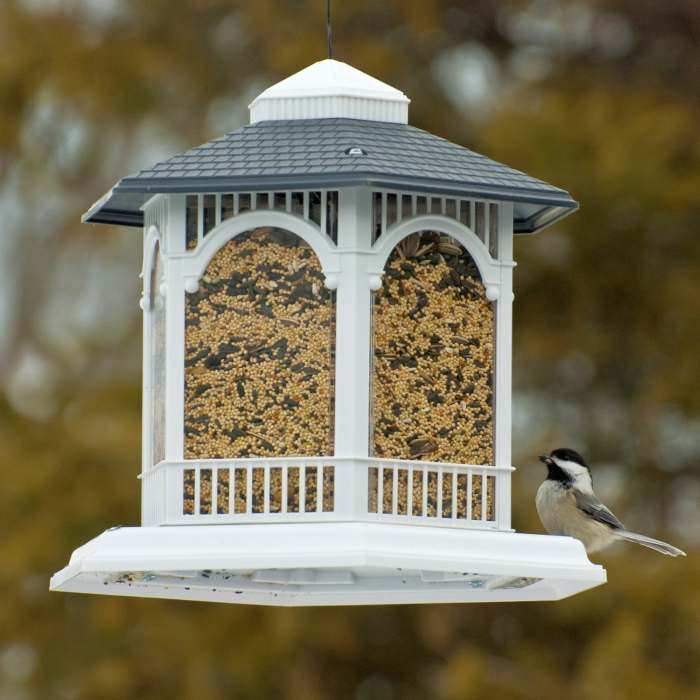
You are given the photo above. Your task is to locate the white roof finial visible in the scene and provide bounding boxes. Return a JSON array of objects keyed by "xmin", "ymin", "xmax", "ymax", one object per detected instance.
[{"xmin": 249, "ymin": 59, "xmax": 410, "ymax": 124}]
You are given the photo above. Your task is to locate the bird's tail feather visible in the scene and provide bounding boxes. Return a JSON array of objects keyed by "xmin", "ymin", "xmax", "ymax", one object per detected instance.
[{"xmin": 617, "ymin": 530, "xmax": 686, "ymax": 557}]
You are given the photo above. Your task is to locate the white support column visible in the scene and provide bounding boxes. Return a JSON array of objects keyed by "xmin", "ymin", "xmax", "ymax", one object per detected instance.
[
  {"xmin": 167, "ymin": 195, "xmax": 187, "ymax": 253},
  {"xmin": 140, "ymin": 232, "xmax": 153, "ymax": 524},
  {"xmin": 494, "ymin": 202, "xmax": 514, "ymax": 530},
  {"xmin": 164, "ymin": 258, "xmax": 185, "ymax": 464},
  {"xmin": 333, "ymin": 188, "xmax": 374, "ymax": 517}
]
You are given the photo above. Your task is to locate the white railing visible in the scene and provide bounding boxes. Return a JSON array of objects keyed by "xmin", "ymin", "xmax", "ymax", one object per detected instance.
[
  {"xmin": 140, "ymin": 457, "xmax": 512, "ymax": 530},
  {"xmin": 371, "ymin": 190, "xmax": 500, "ymax": 258},
  {"xmin": 185, "ymin": 189, "xmax": 339, "ymax": 250}
]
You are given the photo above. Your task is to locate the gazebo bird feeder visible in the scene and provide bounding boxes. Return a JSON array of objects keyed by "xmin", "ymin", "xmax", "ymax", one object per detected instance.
[{"xmin": 51, "ymin": 59, "xmax": 606, "ymax": 605}]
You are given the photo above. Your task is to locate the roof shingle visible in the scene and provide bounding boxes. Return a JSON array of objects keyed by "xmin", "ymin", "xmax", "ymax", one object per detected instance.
[{"xmin": 83, "ymin": 118, "xmax": 577, "ymax": 232}]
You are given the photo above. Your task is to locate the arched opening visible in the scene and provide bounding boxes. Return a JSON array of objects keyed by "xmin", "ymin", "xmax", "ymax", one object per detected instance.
[
  {"xmin": 370, "ymin": 230, "xmax": 495, "ymax": 517},
  {"xmin": 149, "ymin": 242, "xmax": 166, "ymax": 468},
  {"xmin": 184, "ymin": 227, "xmax": 336, "ymax": 464}
]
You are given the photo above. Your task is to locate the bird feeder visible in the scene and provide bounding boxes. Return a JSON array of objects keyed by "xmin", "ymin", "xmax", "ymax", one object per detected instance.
[{"xmin": 51, "ymin": 60, "xmax": 606, "ymax": 605}]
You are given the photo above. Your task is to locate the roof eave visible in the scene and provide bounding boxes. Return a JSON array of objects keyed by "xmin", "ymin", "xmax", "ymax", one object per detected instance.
[
  {"xmin": 83, "ymin": 173, "xmax": 578, "ymax": 233},
  {"xmin": 514, "ymin": 203, "xmax": 580, "ymax": 234}
]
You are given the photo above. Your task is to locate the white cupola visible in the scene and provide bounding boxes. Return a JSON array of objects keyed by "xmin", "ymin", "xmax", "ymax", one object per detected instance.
[
  {"xmin": 249, "ymin": 59, "xmax": 410, "ymax": 124},
  {"xmin": 52, "ymin": 59, "xmax": 604, "ymax": 606}
]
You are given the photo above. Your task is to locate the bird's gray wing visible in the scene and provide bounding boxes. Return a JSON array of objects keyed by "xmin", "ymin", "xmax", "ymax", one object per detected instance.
[{"xmin": 574, "ymin": 490, "xmax": 625, "ymax": 530}]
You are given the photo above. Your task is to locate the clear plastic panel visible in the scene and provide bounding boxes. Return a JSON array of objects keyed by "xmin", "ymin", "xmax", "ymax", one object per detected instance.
[
  {"xmin": 291, "ymin": 192, "xmax": 304, "ymax": 216},
  {"xmin": 305, "ymin": 466, "xmax": 318, "ymax": 512},
  {"xmin": 309, "ymin": 192, "xmax": 322, "ymax": 226},
  {"xmin": 472, "ymin": 474, "xmax": 483, "ymax": 519},
  {"xmin": 386, "ymin": 193, "xmax": 398, "ymax": 227},
  {"xmin": 397, "ymin": 468, "xmax": 408, "ymax": 515},
  {"xmin": 372, "ymin": 192, "xmax": 383, "ymax": 244},
  {"xmin": 371, "ymin": 231, "xmax": 495, "ymax": 466},
  {"xmin": 217, "ymin": 468, "xmax": 230, "ymax": 514},
  {"xmin": 203, "ymin": 194, "xmax": 216, "ymax": 235},
  {"xmin": 270, "ymin": 467, "xmax": 282, "ymax": 513},
  {"xmin": 221, "ymin": 194, "xmax": 234, "ymax": 221},
  {"xmin": 234, "ymin": 468, "xmax": 247, "ymax": 513},
  {"xmin": 185, "ymin": 195, "xmax": 198, "ymax": 250},
  {"xmin": 368, "ymin": 467, "xmax": 378, "ymax": 513},
  {"xmin": 326, "ymin": 191, "xmax": 338, "ymax": 243},
  {"xmin": 238, "ymin": 193, "xmax": 251, "ymax": 213},
  {"xmin": 183, "ymin": 469, "xmax": 195, "ymax": 515},
  {"xmin": 382, "ymin": 468, "xmax": 393, "ymax": 514},
  {"xmin": 199, "ymin": 469, "xmax": 212, "ymax": 514},
  {"xmin": 252, "ymin": 467, "xmax": 264, "ymax": 513},
  {"xmin": 322, "ymin": 465, "xmax": 335, "ymax": 512},
  {"xmin": 475, "ymin": 202, "xmax": 486, "ymax": 243},
  {"xmin": 184, "ymin": 228, "xmax": 335, "ymax": 459},
  {"xmin": 459, "ymin": 200, "xmax": 471, "ymax": 228},
  {"xmin": 489, "ymin": 203, "xmax": 499, "ymax": 259},
  {"xmin": 287, "ymin": 466, "xmax": 300, "ymax": 512}
]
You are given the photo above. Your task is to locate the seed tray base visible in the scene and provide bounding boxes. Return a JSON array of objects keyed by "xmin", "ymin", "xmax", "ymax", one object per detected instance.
[{"xmin": 51, "ymin": 523, "xmax": 606, "ymax": 606}]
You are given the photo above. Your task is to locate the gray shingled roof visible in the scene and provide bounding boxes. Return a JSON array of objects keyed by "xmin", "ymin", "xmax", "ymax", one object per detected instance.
[{"xmin": 83, "ymin": 118, "xmax": 577, "ymax": 233}]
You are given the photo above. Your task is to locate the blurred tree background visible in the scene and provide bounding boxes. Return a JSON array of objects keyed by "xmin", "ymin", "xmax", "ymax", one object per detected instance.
[{"xmin": 1, "ymin": 0, "xmax": 699, "ymax": 698}]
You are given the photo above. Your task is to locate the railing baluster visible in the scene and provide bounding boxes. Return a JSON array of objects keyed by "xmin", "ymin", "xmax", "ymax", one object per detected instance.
[
  {"xmin": 451, "ymin": 469, "xmax": 458, "ymax": 520},
  {"xmin": 282, "ymin": 463, "xmax": 288, "ymax": 514},
  {"xmin": 315, "ymin": 465, "xmax": 321, "ymax": 513},
  {"xmin": 264, "ymin": 464, "xmax": 270, "ymax": 514},
  {"xmin": 230, "ymin": 466, "xmax": 237, "ymax": 514},
  {"xmin": 246, "ymin": 465, "xmax": 253, "ymax": 515},
  {"xmin": 392, "ymin": 465, "xmax": 399, "ymax": 515},
  {"xmin": 467, "ymin": 471, "xmax": 473, "ymax": 520}
]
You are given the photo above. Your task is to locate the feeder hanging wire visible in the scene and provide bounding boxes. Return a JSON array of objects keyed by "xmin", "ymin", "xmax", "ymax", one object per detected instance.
[{"xmin": 326, "ymin": 0, "xmax": 333, "ymax": 59}]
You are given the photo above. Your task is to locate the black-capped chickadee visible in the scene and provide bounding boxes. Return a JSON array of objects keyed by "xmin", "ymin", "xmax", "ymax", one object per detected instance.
[{"xmin": 536, "ymin": 448, "xmax": 686, "ymax": 557}]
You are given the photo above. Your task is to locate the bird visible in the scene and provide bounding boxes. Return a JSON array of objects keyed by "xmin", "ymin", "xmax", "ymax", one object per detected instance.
[{"xmin": 536, "ymin": 448, "xmax": 686, "ymax": 557}]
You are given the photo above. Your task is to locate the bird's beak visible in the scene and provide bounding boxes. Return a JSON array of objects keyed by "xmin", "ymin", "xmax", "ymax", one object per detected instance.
[{"xmin": 539, "ymin": 455, "xmax": 552, "ymax": 465}]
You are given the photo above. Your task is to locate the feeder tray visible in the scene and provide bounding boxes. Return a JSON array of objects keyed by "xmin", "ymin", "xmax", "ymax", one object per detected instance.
[{"xmin": 51, "ymin": 523, "xmax": 605, "ymax": 606}]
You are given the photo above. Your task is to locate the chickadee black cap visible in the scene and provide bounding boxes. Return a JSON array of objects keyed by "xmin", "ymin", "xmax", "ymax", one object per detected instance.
[{"xmin": 539, "ymin": 448, "xmax": 588, "ymax": 468}]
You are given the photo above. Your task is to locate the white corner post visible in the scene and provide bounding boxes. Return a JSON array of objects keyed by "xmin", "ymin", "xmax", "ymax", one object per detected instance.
[
  {"xmin": 164, "ymin": 257, "xmax": 185, "ymax": 465},
  {"xmin": 143, "ymin": 202, "xmax": 186, "ymax": 526},
  {"xmin": 332, "ymin": 187, "xmax": 374, "ymax": 518},
  {"xmin": 140, "ymin": 231, "xmax": 155, "ymax": 522},
  {"xmin": 495, "ymin": 202, "xmax": 514, "ymax": 530},
  {"xmin": 162, "ymin": 196, "xmax": 186, "ymax": 467}
]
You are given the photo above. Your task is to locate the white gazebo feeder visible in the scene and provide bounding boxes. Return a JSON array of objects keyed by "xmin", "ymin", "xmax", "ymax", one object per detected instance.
[{"xmin": 51, "ymin": 59, "xmax": 605, "ymax": 605}]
